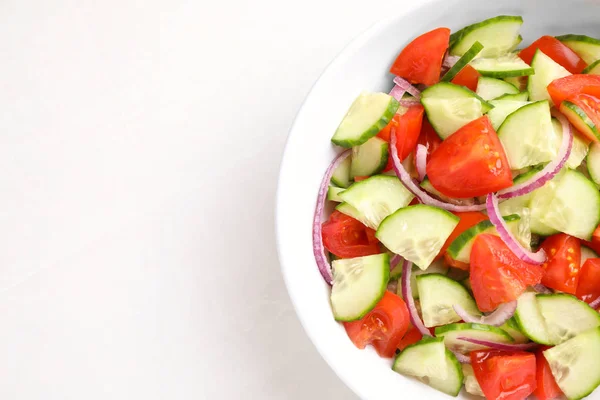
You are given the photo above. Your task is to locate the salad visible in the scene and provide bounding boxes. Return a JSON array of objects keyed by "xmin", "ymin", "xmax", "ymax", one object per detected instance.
[{"xmin": 314, "ymin": 15, "xmax": 600, "ymax": 400}]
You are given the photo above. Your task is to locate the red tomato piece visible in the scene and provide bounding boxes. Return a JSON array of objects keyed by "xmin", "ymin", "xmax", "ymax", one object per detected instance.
[
  {"xmin": 576, "ymin": 258, "xmax": 600, "ymax": 304},
  {"xmin": 450, "ymin": 64, "xmax": 481, "ymax": 92},
  {"xmin": 321, "ymin": 210, "xmax": 380, "ymax": 258},
  {"xmin": 353, "ymin": 176, "xmax": 369, "ymax": 182},
  {"xmin": 444, "ymin": 252, "xmax": 470, "ymax": 271},
  {"xmin": 397, "ymin": 325, "xmax": 423, "ymax": 351},
  {"xmin": 470, "ymin": 234, "xmax": 544, "ymax": 312},
  {"xmin": 471, "ymin": 350, "xmax": 537, "ymax": 400},
  {"xmin": 562, "ymin": 93, "xmax": 600, "ymax": 143},
  {"xmin": 435, "ymin": 211, "xmax": 488, "ymax": 260},
  {"xmin": 548, "ymin": 74, "xmax": 600, "ymax": 106},
  {"xmin": 344, "ymin": 291, "xmax": 410, "ymax": 358},
  {"xmin": 539, "ymin": 234, "xmax": 581, "ymax": 294},
  {"xmin": 382, "ymin": 105, "xmax": 425, "ymax": 171},
  {"xmin": 519, "ymin": 36, "xmax": 587, "ymax": 74},
  {"xmin": 416, "ymin": 118, "xmax": 443, "ymax": 162},
  {"xmin": 390, "ymin": 27, "xmax": 450, "ymax": 86},
  {"xmin": 376, "ymin": 114, "xmax": 399, "ymax": 143},
  {"xmin": 534, "ymin": 349, "xmax": 563, "ymax": 400},
  {"xmin": 426, "ymin": 116, "xmax": 513, "ymax": 198}
]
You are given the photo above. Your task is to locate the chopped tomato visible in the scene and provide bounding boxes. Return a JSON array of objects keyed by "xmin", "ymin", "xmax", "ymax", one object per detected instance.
[
  {"xmin": 450, "ymin": 64, "xmax": 481, "ymax": 92},
  {"xmin": 397, "ymin": 325, "xmax": 423, "ymax": 351},
  {"xmin": 353, "ymin": 176, "xmax": 369, "ymax": 182},
  {"xmin": 444, "ymin": 252, "xmax": 470, "ymax": 271},
  {"xmin": 382, "ymin": 105, "xmax": 425, "ymax": 171},
  {"xmin": 436, "ymin": 212, "xmax": 488, "ymax": 260},
  {"xmin": 390, "ymin": 27, "xmax": 450, "ymax": 86},
  {"xmin": 593, "ymin": 225, "xmax": 600, "ymax": 244},
  {"xmin": 471, "ymin": 350, "xmax": 537, "ymax": 400},
  {"xmin": 344, "ymin": 291, "xmax": 410, "ymax": 358},
  {"xmin": 562, "ymin": 93, "xmax": 600, "ymax": 142},
  {"xmin": 519, "ymin": 36, "xmax": 587, "ymax": 74},
  {"xmin": 539, "ymin": 234, "xmax": 581, "ymax": 294},
  {"xmin": 470, "ymin": 234, "xmax": 544, "ymax": 312},
  {"xmin": 576, "ymin": 258, "xmax": 600, "ymax": 304},
  {"xmin": 426, "ymin": 116, "xmax": 513, "ymax": 198},
  {"xmin": 376, "ymin": 114, "xmax": 399, "ymax": 142},
  {"xmin": 548, "ymin": 74, "xmax": 600, "ymax": 106},
  {"xmin": 416, "ymin": 118, "xmax": 443, "ymax": 161},
  {"xmin": 322, "ymin": 210, "xmax": 380, "ymax": 258},
  {"xmin": 534, "ymin": 349, "xmax": 563, "ymax": 400}
]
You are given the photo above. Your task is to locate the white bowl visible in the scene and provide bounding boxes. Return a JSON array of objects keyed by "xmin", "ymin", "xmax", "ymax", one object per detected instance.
[{"xmin": 276, "ymin": 1, "xmax": 600, "ymax": 398}]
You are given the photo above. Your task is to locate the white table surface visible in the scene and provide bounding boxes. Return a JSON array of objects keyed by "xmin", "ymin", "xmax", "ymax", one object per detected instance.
[{"xmin": 0, "ymin": 0, "xmax": 426, "ymax": 398}]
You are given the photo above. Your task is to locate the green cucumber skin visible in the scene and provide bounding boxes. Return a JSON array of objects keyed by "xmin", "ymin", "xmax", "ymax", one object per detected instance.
[
  {"xmin": 584, "ymin": 59, "xmax": 600, "ymax": 75},
  {"xmin": 331, "ymin": 97, "xmax": 400, "ymax": 148},
  {"xmin": 441, "ymin": 41, "xmax": 484, "ymax": 82},
  {"xmin": 556, "ymin": 34, "xmax": 600, "ymax": 65},
  {"xmin": 475, "ymin": 67, "xmax": 535, "ymax": 79},
  {"xmin": 495, "ymin": 92, "xmax": 529, "ymax": 101},
  {"xmin": 435, "ymin": 322, "xmax": 513, "ymax": 340},
  {"xmin": 350, "ymin": 139, "xmax": 389, "ymax": 178},
  {"xmin": 561, "ymin": 100, "xmax": 600, "ymax": 141},
  {"xmin": 330, "ymin": 156, "xmax": 352, "ymax": 188},
  {"xmin": 449, "ymin": 15, "xmax": 523, "ymax": 56}
]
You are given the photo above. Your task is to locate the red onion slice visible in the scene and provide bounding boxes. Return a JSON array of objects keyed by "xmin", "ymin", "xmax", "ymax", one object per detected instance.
[
  {"xmin": 415, "ymin": 144, "xmax": 427, "ymax": 181},
  {"xmin": 453, "ymin": 301, "xmax": 516, "ymax": 327},
  {"xmin": 398, "ymin": 98, "xmax": 421, "ymax": 108},
  {"xmin": 389, "ymin": 85, "xmax": 406, "ymax": 102},
  {"xmin": 486, "ymin": 193, "xmax": 547, "ymax": 265},
  {"xmin": 393, "ymin": 76, "xmax": 421, "ymax": 100},
  {"xmin": 451, "ymin": 350, "xmax": 471, "ymax": 364},
  {"xmin": 443, "ymin": 54, "xmax": 461, "ymax": 69},
  {"xmin": 401, "ymin": 259, "xmax": 432, "ymax": 337},
  {"xmin": 497, "ymin": 110, "xmax": 573, "ymax": 200},
  {"xmin": 533, "ymin": 284, "xmax": 553, "ymax": 294},
  {"xmin": 390, "ymin": 254, "xmax": 403, "ymax": 270},
  {"xmin": 457, "ymin": 337, "xmax": 539, "ymax": 352},
  {"xmin": 589, "ymin": 297, "xmax": 600, "ymax": 310},
  {"xmin": 312, "ymin": 150, "xmax": 351, "ymax": 284},
  {"xmin": 390, "ymin": 129, "xmax": 487, "ymax": 212}
]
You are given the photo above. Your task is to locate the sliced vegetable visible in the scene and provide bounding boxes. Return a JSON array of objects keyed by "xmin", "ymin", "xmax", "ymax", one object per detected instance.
[
  {"xmin": 453, "ymin": 301, "xmax": 516, "ymax": 327},
  {"xmin": 330, "ymin": 154, "xmax": 352, "ymax": 188},
  {"xmin": 450, "ymin": 64, "xmax": 481, "ymax": 91},
  {"xmin": 462, "ymin": 364, "xmax": 484, "ymax": 397},
  {"xmin": 470, "ymin": 54, "xmax": 534, "ymax": 78},
  {"xmin": 471, "ymin": 350, "xmax": 537, "ymax": 400},
  {"xmin": 584, "ymin": 59, "xmax": 600, "ymax": 75},
  {"xmin": 350, "ymin": 136, "xmax": 388, "ymax": 177},
  {"xmin": 537, "ymin": 293, "xmax": 600, "ymax": 345},
  {"xmin": 450, "ymin": 15, "xmax": 523, "ymax": 57},
  {"xmin": 547, "ymin": 74, "xmax": 600, "ymax": 106},
  {"xmin": 436, "ymin": 323, "xmax": 514, "ymax": 353},
  {"xmin": 577, "ymin": 258, "xmax": 600, "ymax": 304},
  {"xmin": 486, "ymin": 99, "xmax": 530, "ymax": 130},
  {"xmin": 414, "ymin": 144, "xmax": 426, "ymax": 181},
  {"xmin": 322, "ymin": 210, "xmax": 380, "ymax": 258},
  {"xmin": 527, "ymin": 49, "xmax": 571, "ymax": 103},
  {"xmin": 476, "ymin": 76, "xmax": 519, "ymax": 100},
  {"xmin": 519, "ymin": 35, "xmax": 587, "ymax": 74},
  {"xmin": 556, "ymin": 34, "xmax": 600, "ymax": 65},
  {"xmin": 401, "ymin": 260, "xmax": 430, "ymax": 337},
  {"xmin": 587, "ymin": 142, "xmax": 600, "ymax": 184},
  {"xmin": 514, "ymin": 292, "xmax": 552, "ymax": 345},
  {"xmin": 441, "ymin": 41, "xmax": 484, "ymax": 82},
  {"xmin": 539, "ymin": 234, "xmax": 581, "ymax": 294},
  {"xmin": 534, "ymin": 349, "xmax": 564, "ymax": 400},
  {"xmin": 560, "ymin": 93, "xmax": 600, "ymax": 142},
  {"xmin": 326, "ymin": 186, "xmax": 345, "ymax": 202}
]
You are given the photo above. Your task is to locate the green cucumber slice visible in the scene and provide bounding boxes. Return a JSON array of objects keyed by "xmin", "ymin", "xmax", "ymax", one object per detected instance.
[
  {"xmin": 350, "ymin": 136, "xmax": 388, "ymax": 177},
  {"xmin": 560, "ymin": 100, "xmax": 600, "ymax": 142},
  {"xmin": 584, "ymin": 59, "xmax": 600, "ymax": 75},
  {"xmin": 527, "ymin": 49, "xmax": 571, "ymax": 103},
  {"xmin": 514, "ymin": 292, "xmax": 552, "ymax": 345},
  {"xmin": 338, "ymin": 175, "xmax": 414, "ymax": 230},
  {"xmin": 500, "ymin": 317, "xmax": 530, "ymax": 344},
  {"xmin": 540, "ymin": 169, "xmax": 600, "ymax": 241},
  {"xmin": 436, "ymin": 323, "xmax": 514, "ymax": 353},
  {"xmin": 397, "ymin": 260, "xmax": 449, "ymax": 299},
  {"xmin": 581, "ymin": 245, "xmax": 599, "ymax": 265},
  {"xmin": 441, "ymin": 41, "xmax": 484, "ymax": 82},
  {"xmin": 529, "ymin": 170, "xmax": 564, "ymax": 237},
  {"xmin": 470, "ymin": 54, "xmax": 534, "ymax": 78},
  {"xmin": 450, "ymin": 16, "xmax": 523, "ymax": 57},
  {"xmin": 544, "ymin": 327, "xmax": 600, "ymax": 400},
  {"xmin": 504, "ymin": 76, "xmax": 526, "ymax": 91},
  {"xmin": 495, "ymin": 92, "xmax": 529, "ymax": 101},
  {"xmin": 393, "ymin": 338, "xmax": 464, "ymax": 397},
  {"xmin": 556, "ymin": 34, "xmax": 600, "ymax": 65},
  {"xmin": 498, "ymin": 167, "xmax": 536, "ymax": 217},
  {"xmin": 326, "ymin": 186, "xmax": 345, "ymax": 202},
  {"xmin": 588, "ymin": 143, "xmax": 600, "ymax": 185},
  {"xmin": 330, "ymin": 155, "xmax": 352, "ymax": 188},
  {"xmin": 487, "ymin": 99, "xmax": 530, "ymax": 130},
  {"xmin": 331, "ymin": 92, "xmax": 399, "ymax": 148},
  {"xmin": 497, "ymin": 100, "xmax": 557, "ymax": 169},
  {"xmin": 421, "ymin": 82, "xmax": 493, "ymax": 111},
  {"xmin": 462, "ymin": 364, "xmax": 484, "ymax": 397},
  {"xmin": 335, "ymin": 202, "xmax": 369, "ymax": 226},
  {"xmin": 417, "ymin": 274, "xmax": 480, "ymax": 327},
  {"xmin": 552, "ymin": 117, "xmax": 588, "ymax": 169},
  {"xmin": 537, "ymin": 293, "xmax": 600, "ymax": 345},
  {"xmin": 476, "ymin": 77, "xmax": 519, "ymax": 100},
  {"xmin": 376, "ymin": 205, "xmax": 459, "ymax": 270},
  {"xmin": 330, "ymin": 253, "xmax": 389, "ymax": 321}
]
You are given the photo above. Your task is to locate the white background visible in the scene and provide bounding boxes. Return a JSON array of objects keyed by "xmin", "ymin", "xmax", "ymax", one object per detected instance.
[{"xmin": 0, "ymin": 0, "xmax": 427, "ymax": 398}]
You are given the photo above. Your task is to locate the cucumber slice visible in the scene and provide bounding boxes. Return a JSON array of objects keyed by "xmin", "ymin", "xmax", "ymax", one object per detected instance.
[
  {"xmin": 462, "ymin": 364, "xmax": 484, "ymax": 397},
  {"xmin": 331, "ymin": 92, "xmax": 399, "ymax": 148},
  {"xmin": 581, "ymin": 245, "xmax": 599, "ymax": 265},
  {"xmin": 470, "ymin": 54, "xmax": 534, "ymax": 78},
  {"xmin": 447, "ymin": 214, "xmax": 526, "ymax": 264},
  {"xmin": 584, "ymin": 59, "xmax": 600, "ymax": 75},
  {"xmin": 330, "ymin": 155, "xmax": 352, "ymax": 188},
  {"xmin": 514, "ymin": 292, "xmax": 552, "ymax": 345},
  {"xmin": 417, "ymin": 274, "xmax": 480, "ymax": 327},
  {"xmin": 529, "ymin": 170, "xmax": 564, "ymax": 236},
  {"xmin": 560, "ymin": 100, "xmax": 600, "ymax": 142},
  {"xmin": 398, "ymin": 260, "xmax": 449, "ymax": 299},
  {"xmin": 495, "ymin": 92, "xmax": 529, "ymax": 101},
  {"xmin": 588, "ymin": 142, "xmax": 600, "ymax": 185},
  {"xmin": 552, "ymin": 117, "xmax": 589, "ymax": 169},
  {"xmin": 540, "ymin": 169, "xmax": 600, "ymax": 241},
  {"xmin": 393, "ymin": 338, "xmax": 464, "ymax": 397},
  {"xmin": 326, "ymin": 186, "xmax": 345, "ymax": 202},
  {"xmin": 450, "ymin": 16, "xmax": 523, "ymax": 57},
  {"xmin": 421, "ymin": 82, "xmax": 493, "ymax": 112},
  {"xmin": 498, "ymin": 168, "xmax": 537, "ymax": 217},
  {"xmin": 335, "ymin": 202, "xmax": 369, "ymax": 226},
  {"xmin": 528, "ymin": 49, "xmax": 571, "ymax": 103},
  {"xmin": 338, "ymin": 175, "xmax": 414, "ymax": 229},
  {"xmin": 350, "ymin": 136, "xmax": 388, "ymax": 177},
  {"xmin": 436, "ymin": 323, "xmax": 514, "ymax": 353},
  {"xmin": 497, "ymin": 100, "xmax": 557, "ymax": 169},
  {"xmin": 441, "ymin": 41, "xmax": 484, "ymax": 82},
  {"xmin": 487, "ymin": 99, "xmax": 530, "ymax": 130},
  {"xmin": 537, "ymin": 293, "xmax": 600, "ymax": 345},
  {"xmin": 330, "ymin": 253, "xmax": 389, "ymax": 321},
  {"xmin": 476, "ymin": 77, "xmax": 519, "ymax": 100},
  {"xmin": 556, "ymin": 34, "xmax": 600, "ymax": 65},
  {"xmin": 376, "ymin": 205, "xmax": 459, "ymax": 270},
  {"xmin": 544, "ymin": 327, "xmax": 600, "ymax": 400},
  {"xmin": 504, "ymin": 76, "xmax": 526, "ymax": 91},
  {"xmin": 500, "ymin": 317, "xmax": 530, "ymax": 344},
  {"xmin": 420, "ymin": 178, "xmax": 468, "ymax": 205}
]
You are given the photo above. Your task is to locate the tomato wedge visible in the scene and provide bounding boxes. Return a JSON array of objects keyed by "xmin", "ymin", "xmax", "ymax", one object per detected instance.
[
  {"xmin": 444, "ymin": 252, "xmax": 470, "ymax": 271},
  {"xmin": 450, "ymin": 64, "xmax": 481, "ymax": 92},
  {"xmin": 321, "ymin": 210, "xmax": 380, "ymax": 258},
  {"xmin": 519, "ymin": 36, "xmax": 587, "ymax": 74},
  {"xmin": 471, "ymin": 350, "xmax": 537, "ymax": 400},
  {"xmin": 397, "ymin": 325, "xmax": 423, "ymax": 351},
  {"xmin": 539, "ymin": 234, "xmax": 581, "ymax": 294},
  {"xmin": 344, "ymin": 291, "xmax": 410, "ymax": 358},
  {"xmin": 576, "ymin": 258, "xmax": 600, "ymax": 304},
  {"xmin": 426, "ymin": 116, "xmax": 513, "ymax": 198},
  {"xmin": 381, "ymin": 105, "xmax": 425, "ymax": 171},
  {"xmin": 561, "ymin": 93, "xmax": 600, "ymax": 142},
  {"xmin": 534, "ymin": 349, "xmax": 563, "ymax": 400},
  {"xmin": 416, "ymin": 118, "xmax": 442, "ymax": 162},
  {"xmin": 390, "ymin": 27, "xmax": 450, "ymax": 86},
  {"xmin": 547, "ymin": 74, "xmax": 600, "ymax": 106},
  {"xmin": 436, "ymin": 211, "xmax": 488, "ymax": 260},
  {"xmin": 470, "ymin": 234, "xmax": 544, "ymax": 312}
]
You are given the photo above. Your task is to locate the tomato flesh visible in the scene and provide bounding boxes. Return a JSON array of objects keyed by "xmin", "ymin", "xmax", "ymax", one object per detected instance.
[
  {"xmin": 471, "ymin": 350, "xmax": 537, "ymax": 400},
  {"xmin": 426, "ymin": 116, "xmax": 513, "ymax": 198},
  {"xmin": 576, "ymin": 258, "xmax": 600, "ymax": 304},
  {"xmin": 539, "ymin": 234, "xmax": 581, "ymax": 294},
  {"xmin": 444, "ymin": 252, "xmax": 470, "ymax": 271},
  {"xmin": 436, "ymin": 211, "xmax": 487, "ymax": 260},
  {"xmin": 548, "ymin": 74, "xmax": 600, "ymax": 106},
  {"xmin": 381, "ymin": 105, "xmax": 425, "ymax": 171},
  {"xmin": 344, "ymin": 291, "xmax": 410, "ymax": 358},
  {"xmin": 519, "ymin": 36, "xmax": 587, "ymax": 74},
  {"xmin": 563, "ymin": 93, "xmax": 600, "ymax": 142},
  {"xmin": 390, "ymin": 27, "xmax": 450, "ymax": 86},
  {"xmin": 321, "ymin": 210, "xmax": 380, "ymax": 258},
  {"xmin": 450, "ymin": 64, "xmax": 481, "ymax": 92},
  {"xmin": 397, "ymin": 325, "xmax": 423, "ymax": 351},
  {"xmin": 534, "ymin": 349, "xmax": 563, "ymax": 400},
  {"xmin": 470, "ymin": 234, "xmax": 544, "ymax": 312}
]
